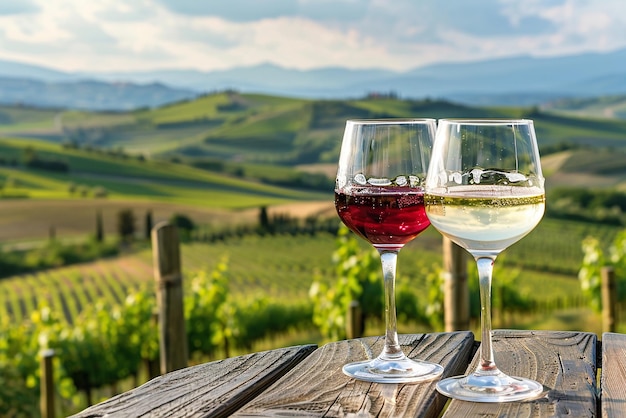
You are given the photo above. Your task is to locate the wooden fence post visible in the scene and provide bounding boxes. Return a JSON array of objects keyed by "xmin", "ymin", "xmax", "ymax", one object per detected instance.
[
  {"xmin": 602, "ymin": 266, "xmax": 616, "ymax": 333},
  {"xmin": 152, "ymin": 222, "xmax": 188, "ymax": 374},
  {"xmin": 346, "ymin": 300, "xmax": 363, "ymax": 339},
  {"xmin": 40, "ymin": 349, "xmax": 55, "ymax": 418},
  {"xmin": 442, "ymin": 237, "xmax": 469, "ymax": 332}
]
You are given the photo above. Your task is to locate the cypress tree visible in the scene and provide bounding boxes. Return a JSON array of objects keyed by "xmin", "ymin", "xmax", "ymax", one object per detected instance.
[
  {"xmin": 258, "ymin": 206, "xmax": 270, "ymax": 233},
  {"xmin": 96, "ymin": 209, "xmax": 104, "ymax": 242},
  {"xmin": 145, "ymin": 210, "xmax": 153, "ymax": 240}
]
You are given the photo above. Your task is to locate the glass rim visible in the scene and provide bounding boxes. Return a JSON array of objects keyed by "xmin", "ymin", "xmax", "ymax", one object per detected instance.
[
  {"xmin": 346, "ymin": 118, "xmax": 436, "ymax": 125},
  {"xmin": 438, "ymin": 118, "xmax": 533, "ymax": 125}
]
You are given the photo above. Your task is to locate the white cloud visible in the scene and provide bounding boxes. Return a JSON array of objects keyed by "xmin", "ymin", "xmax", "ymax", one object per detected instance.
[{"xmin": 0, "ymin": 0, "xmax": 624, "ymax": 73}]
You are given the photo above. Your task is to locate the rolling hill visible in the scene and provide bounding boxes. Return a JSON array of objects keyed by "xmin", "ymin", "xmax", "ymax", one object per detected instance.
[
  {"xmin": 4, "ymin": 91, "xmax": 626, "ymax": 158},
  {"xmin": 0, "ymin": 92, "xmax": 625, "ymax": 210},
  {"xmin": 543, "ymin": 95, "xmax": 626, "ymax": 120},
  {"xmin": 0, "ymin": 123, "xmax": 332, "ymax": 243},
  {"xmin": 0, "ymin": 134, "xmax": 327, "ymax": 203}
]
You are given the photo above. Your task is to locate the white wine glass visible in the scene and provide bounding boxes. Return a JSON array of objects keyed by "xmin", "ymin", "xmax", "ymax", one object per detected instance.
[
  {"xmin": 424, "ymin": 119, "xmax": 546, "ymax": 402},
  {"xmin": 334, "ymin": 119, "xmax": 444, "ymax": 383}
]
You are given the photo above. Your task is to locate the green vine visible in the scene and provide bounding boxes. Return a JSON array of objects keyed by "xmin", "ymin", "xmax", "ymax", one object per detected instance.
[
  {"xmin": 309, "ymin": 225, "xmax": 380, "ymax": 341},
  {"xmin": 579, "ymin": 230, "xmax": 626, "ymax": 312}
]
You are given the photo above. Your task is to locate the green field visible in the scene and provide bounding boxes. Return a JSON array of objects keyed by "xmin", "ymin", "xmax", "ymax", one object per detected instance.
[
  {"xmin": 0, "ymin": 219, "xmax": 618, "ymax": 328},
  {"xmin": 2, "ymin": 94, "xmax": 626, "ymax": 196},
  {"xmin": 0, "ymin": 93, "xmax": 623, "ymax": 298},
  {"xmin": 2, "ymin": 93, "xmax": 626, "ymax": 417},
  {"xmin": 0, "ymin": 93, "xmax": 624, "ymax": 313},
  {"xmin": 543, "ymin": 95, "xmax": 626, "ymax": 119}
]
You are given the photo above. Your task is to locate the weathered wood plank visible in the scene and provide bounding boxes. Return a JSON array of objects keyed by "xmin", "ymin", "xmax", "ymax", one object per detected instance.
[
  {"xmin": 601, "ymin": 332, "xmax": 626, "ymax": 418},
  {"xmin": 442, "ymin": 330, "xmax": 597, "ymax": 417},
  {"xmin": 69, "ymin": 344, "xmax": 317, "ymax": 418},
  {"xmin": 233, "ymin": 331, "xmax": 474, "ymax": 417}
]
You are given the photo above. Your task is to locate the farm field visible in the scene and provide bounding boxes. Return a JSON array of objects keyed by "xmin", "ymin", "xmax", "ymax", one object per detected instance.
[
  {"xmin": 0, "ymin": 233, "xmax": 368, "ymax": 325},
  {"xmin": 0, "ymin": 198, "xmax": 334, "ymax": 246},
  {"xmin": 0, "ymin": 93, "xmax": 623, "ymax": 336},
  {"xmin": 0, "ymin": 217, "xmax": 618, "ymax": 331},
  {"xmin": 2, "ymin": 94, "xmax": 626, "ymax": 193},
  {"xmin": 1, "ymin": 93, "xmax": 625, "ymax": 417},
  {"xmin": 543, "ymin": 95, "xmax": 626, "ymax": 120}
]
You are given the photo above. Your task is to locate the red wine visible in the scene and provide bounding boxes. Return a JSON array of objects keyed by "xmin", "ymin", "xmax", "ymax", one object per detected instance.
[{"xmin": 335, "ymin": 189, "xmax": 430, "ymax": 250}]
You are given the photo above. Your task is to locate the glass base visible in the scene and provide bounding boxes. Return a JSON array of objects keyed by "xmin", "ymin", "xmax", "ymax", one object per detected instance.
[
  {"xmin": 436, "ymin": 370, "xmax": 544, "ymax": 402},
  {"xmin": 343, "ymin": 355, "xmax": 444, "ymax": 384}
]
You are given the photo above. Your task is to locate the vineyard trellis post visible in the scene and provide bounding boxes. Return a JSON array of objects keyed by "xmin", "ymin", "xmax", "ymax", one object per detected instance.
[
  {"xmin": 346, "ymin": 300, "xmax": 363, "ymax": 339},
  {"xmin": 152, "ymin": 222, "xmax": 188, "ymax": 374},
  {"xmin": 442, "ymin": 237, "xmax": 469, "ymax": 332},
  {"xmin": 602, "ymin": 266, "xmax": 616, "ymax": 333},
  {"xmin": 40, "ymin": 348, "xmax": 55, "ymax": 418}
]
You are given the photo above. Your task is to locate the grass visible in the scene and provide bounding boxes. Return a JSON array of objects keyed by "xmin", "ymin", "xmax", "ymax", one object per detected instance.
[
  {"xmin": 535, "ymin": 112, "xmax": 626, "ymax": 148},
  {"xmin": 0, "ymin": 136, "xmax": 330, "ymax": 205},
  {"xmin": 0, "ymin": 105, "xmax": 60, "ymax": 134}
]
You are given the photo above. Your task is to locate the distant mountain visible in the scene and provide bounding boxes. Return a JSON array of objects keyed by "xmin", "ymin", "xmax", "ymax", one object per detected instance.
[
  {"xmin": 91, "ymin": 64, "xmax": 397, "ymax": 94},
  {"xmin": 89, "ymin": 49, "xmax": 626, "ymax": 105},
  {"xmin": 404, "ymin": 49, "xmax": 626, "ymax": 104},
  {"xmin": 0, "ymin": 59, "xmax": 74, "ymax": 82},
  {"xmin": 0, "ymin": 77, "xmax": 199, "ymax": 111},
  {"xmin": 1, "ymin": 48, "xmax": 626, "ymax": 110}
]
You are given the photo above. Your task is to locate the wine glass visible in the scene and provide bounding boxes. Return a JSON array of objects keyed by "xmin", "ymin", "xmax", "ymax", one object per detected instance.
[
  {"xmin": 424, "ymin": 119, "xmax": 546, "ymax": 402},
  {"xmin": 334, "ymin": 118, "xmax": 444, "ymax": 383}
]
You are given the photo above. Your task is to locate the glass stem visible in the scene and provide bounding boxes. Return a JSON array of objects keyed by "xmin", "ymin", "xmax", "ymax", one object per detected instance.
[
  {"xmin": 378, "ymin": 250, "xmax": 403, "ymax": 359},
  {"xmin": 475, "ymin": 256, "xmax": 497, "ymax": 373}
]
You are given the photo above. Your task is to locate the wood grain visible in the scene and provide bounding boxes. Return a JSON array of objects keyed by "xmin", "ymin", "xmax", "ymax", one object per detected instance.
[
  {"xmin": 69, "ymin": 344, "xmax": 317, "ymax": 418},
  {"xmin": 601, "ymin": 332, "xmax": 626, "ymax": 418},
  {"xmin": 233, "ymin": 331, "xmax": 474, "ymax": 417},
  {"xmin": 442, "ymin": 330, "xmax": 598, "ymax": 418}
]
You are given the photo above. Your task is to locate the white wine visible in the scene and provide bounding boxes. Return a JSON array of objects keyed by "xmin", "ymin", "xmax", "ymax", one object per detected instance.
[{"xmin": 425, "ymin": 185, "xmax": 545, "ymax": 256}]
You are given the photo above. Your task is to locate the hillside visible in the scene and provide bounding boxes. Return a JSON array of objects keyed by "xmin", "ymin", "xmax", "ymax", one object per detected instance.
[
  {"xmin": 543, "ymin": 95, "xmax": 626, "ymax": 120},
  {"xmin": 7, "ymin": 93, "xmax": 626, "ymax": 155},
  {"xmin": 0, "ymin": 134, "xmax": 329, "ymax": 197},
  {"xmin": 1, "ymin": 92, "xmax": 626, "ymax": 196},
  {"xmin": 0, "ymin": 132, "xmax": 332, "ymax": 243}
]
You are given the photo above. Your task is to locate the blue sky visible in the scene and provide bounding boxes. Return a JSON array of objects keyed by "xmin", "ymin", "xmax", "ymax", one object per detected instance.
[{"xmin": 0, "ymin": 0, "xmax": 625, "ymax": 73}]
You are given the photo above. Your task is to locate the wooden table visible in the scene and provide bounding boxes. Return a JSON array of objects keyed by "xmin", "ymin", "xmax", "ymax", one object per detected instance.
[{"xmin": 70, "ymin": 330, "xmax": 626, "ymax": 417}]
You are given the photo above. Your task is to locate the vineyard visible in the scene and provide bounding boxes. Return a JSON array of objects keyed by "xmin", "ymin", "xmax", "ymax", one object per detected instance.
[
  {"xmin": 0, "ymin": 233, "xmax": 337, "ymax": 325},
  {"xmin": 0, "ymin": 256, "xmax": 152, "ymax": 324},
  {"xmin": 0, "ymin": 233, "xmax": 339, "ymax": 417},
  {"xmin": 0, "ymin": 217, "xmax": 624, "ymax": 416},
  {"xmin": 0, "ymin": 91, "xmax": 624, "ymax": 417},
  {"xmin": 1, "ymin": 217, "xmax": 621, "ymax": 330}
]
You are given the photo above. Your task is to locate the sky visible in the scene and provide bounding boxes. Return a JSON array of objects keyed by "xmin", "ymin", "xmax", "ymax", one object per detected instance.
[{"xmin": 0, "ymin": 0, "xmax": 625, "ymax": 74}]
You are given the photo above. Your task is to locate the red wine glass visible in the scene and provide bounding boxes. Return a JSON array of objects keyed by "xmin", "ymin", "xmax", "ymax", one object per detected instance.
[{"xmin": 334, "ymin": 119, "xmax": 444, "ymax": 383}]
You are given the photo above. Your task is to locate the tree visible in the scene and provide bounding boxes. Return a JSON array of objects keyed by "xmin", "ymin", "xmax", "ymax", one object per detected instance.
[
  {"xmin": 145, "ymin": 210, "xmax": 153, "ymax": 240},
  {"xmin": 169, "ymin": 213, "xmax": 195, "ymax": 241},
  {"xmin": 96, "ymin": 210, "xmax": 104, "ymax": 242},
  {"xmin": 258, "ymin": 206, "xmax": 270, "ymax": 233},
  {"xmin": 117, "ymin": 209, "xmax": 135, "ymax": 242}
]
